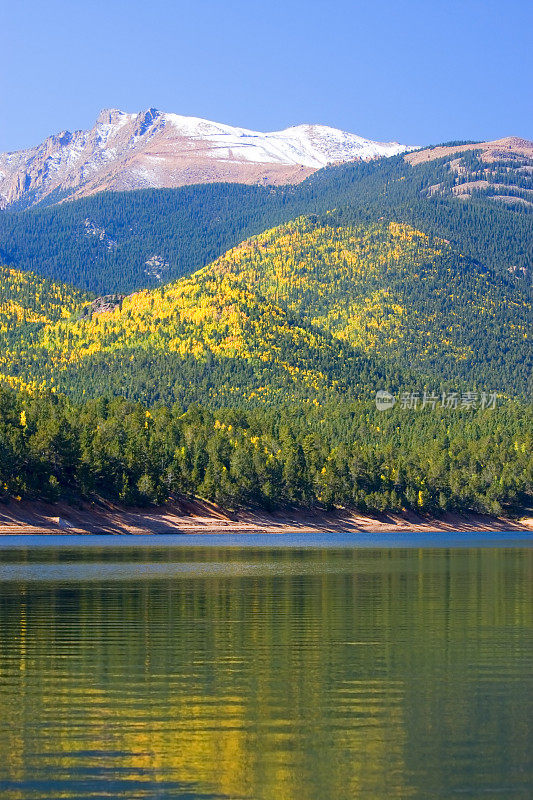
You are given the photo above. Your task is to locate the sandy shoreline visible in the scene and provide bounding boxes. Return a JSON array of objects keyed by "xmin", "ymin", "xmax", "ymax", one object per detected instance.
[{"xmin": 0, "ymin": 499, "xmax": 531, "ymax": 536}]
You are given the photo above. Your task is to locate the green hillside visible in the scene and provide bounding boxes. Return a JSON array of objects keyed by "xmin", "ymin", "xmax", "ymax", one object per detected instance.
[
  {"xmin": 1, "ymin": 384, "xmax": 531, "ymax": 513},
  {"xmin": 193, "ymin": 216, "xmax": 531, "ymax": 387},
  {"xmin": 0, "ymin": 145, "xmax": 531, "ymax": 294},
  {"xmin": 1, "ymin": 218, "xmax": 530, "ymax": 405}
]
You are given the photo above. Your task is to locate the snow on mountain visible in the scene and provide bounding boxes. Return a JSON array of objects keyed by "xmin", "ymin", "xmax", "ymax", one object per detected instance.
[
  {"xmin": 163, "ymin": 114, "xmax": 412, "ymax": 167},
  {"xmin": 0, "ymin": 108, "xmax": 418, "ymax": 208}
]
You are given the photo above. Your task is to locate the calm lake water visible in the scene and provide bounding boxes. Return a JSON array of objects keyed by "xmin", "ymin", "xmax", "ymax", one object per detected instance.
[{"xmin": 0, "ymin": 534, "xmax": 531, "ymax": 800}]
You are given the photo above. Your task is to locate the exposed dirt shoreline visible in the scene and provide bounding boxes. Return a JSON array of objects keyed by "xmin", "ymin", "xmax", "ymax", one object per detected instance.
[{"xmin": 0, "ymin": 499, "xmax": 531, "ymax": 536}]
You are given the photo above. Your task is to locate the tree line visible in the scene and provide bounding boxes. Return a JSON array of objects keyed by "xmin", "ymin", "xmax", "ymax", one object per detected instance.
[{"xmin": 1, "ymin": 385, "xmax": 530, "ymax": 516}]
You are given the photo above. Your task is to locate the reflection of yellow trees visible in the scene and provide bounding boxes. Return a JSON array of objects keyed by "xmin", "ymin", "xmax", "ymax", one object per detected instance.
[{"xmin": 0, "ymin": 547, "xmax": 531, "ymax": 800}]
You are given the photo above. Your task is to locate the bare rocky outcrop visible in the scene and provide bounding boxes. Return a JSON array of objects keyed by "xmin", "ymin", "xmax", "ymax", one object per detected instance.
[{"xmin": 405, "ymin": 136, "xmax": 533, "ymax": 165}]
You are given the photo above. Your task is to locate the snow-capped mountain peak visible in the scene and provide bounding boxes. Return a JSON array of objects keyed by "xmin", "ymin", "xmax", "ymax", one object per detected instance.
[{"xmin": 0, "ymin": 109, "xmax": 418, "ymax": 208}]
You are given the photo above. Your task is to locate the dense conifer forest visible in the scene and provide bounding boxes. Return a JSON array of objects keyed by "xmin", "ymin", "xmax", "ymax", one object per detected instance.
[
  {"xmin": 1, "ymin": 385, "xmax": 531, "ymax": 515},
  {"xmin": 0, "ymin": 149, "xmax": 531, "ymax": 294}
]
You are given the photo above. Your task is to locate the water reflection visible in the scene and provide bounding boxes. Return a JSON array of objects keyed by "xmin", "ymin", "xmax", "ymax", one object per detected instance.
[{"xmin": 0, "ymin": 546, "xmax": 531, "ymax": 799}]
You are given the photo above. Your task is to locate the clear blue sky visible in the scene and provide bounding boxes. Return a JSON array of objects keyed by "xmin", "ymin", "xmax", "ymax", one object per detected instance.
[{"xmin": 1, "ymin": 0, "xmax": 531, "ymax": 152}]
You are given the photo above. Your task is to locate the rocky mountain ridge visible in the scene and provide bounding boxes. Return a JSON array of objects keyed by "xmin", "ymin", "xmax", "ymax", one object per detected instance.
[{"xmin": 0, "ymin": 108, "xmax": 416, "ymax": 208}]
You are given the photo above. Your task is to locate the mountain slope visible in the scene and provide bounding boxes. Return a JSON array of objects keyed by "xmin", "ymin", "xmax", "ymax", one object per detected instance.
[
  {"xmin": 1, "ymin": 137, "xmax": 531, "ymax": 295},
  {"xmin": 1, "ymin": 218, "xmax": 530, "ymax": 405},
  {"xmin": 0, "ymin": 265, "xmax": 91, "ymax": 391},
  {"xmin": 0, "ymin": 265, "xmax": 90, "ymax": 342},
  {"xmin": 0, "ymin": 108, "xmax": 415, "ymax": 209},
  {"xmin": 194, "ymin": 217, "xmax": 531, "ymax": 374},
  {"xmin": 0, "ymin": 253, "xmax": 393, "ymax": 407},
  {"xmin": 405, "ymin": 137, "xmax": 533, "ymax": 206}
]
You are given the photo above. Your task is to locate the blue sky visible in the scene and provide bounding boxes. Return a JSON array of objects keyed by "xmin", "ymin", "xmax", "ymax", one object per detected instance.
[{"xmin": 1, "ymin": 0, "xmax": 531, "ymax": 152}]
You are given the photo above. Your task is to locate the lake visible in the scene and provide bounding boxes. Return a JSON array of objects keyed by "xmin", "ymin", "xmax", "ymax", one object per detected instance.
[{"xmin": 0, "ymin": 534, "xmax": 531, "ymax": 799}]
